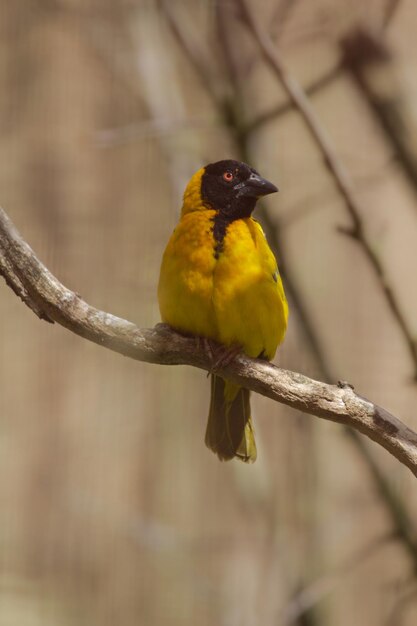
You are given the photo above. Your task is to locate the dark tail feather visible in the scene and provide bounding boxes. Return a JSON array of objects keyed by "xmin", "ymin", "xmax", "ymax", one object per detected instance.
[{"xmin": 205, "ymin": 374, "xmax": 257, "ymax": 463}]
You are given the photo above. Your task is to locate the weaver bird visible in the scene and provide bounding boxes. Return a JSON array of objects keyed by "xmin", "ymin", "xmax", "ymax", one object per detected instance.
[{"xmin": 158, "ymin": 160, "xmax": 288, "ymax": 462}]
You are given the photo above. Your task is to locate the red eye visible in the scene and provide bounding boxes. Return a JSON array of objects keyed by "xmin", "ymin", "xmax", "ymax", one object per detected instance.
[{"xmin": 223, "ymin": 171, "xmax": 234, "ymax": 182}]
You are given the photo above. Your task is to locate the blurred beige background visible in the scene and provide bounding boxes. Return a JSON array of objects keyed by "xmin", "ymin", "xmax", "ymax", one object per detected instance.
[{"xmin": 1, "ymin": 1, "xmax": 417, "ymax": 624}]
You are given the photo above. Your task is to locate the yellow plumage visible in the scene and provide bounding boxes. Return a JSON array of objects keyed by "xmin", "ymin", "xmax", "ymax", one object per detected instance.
[{"xmin": 158, "ymin": 162, "xmax": 288, "ymax": 462}]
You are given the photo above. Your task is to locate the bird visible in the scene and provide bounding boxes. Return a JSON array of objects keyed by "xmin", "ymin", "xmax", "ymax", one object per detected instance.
[{"xmin": 158, "ymin": 160, "xmax": 288, "ymax": 462}]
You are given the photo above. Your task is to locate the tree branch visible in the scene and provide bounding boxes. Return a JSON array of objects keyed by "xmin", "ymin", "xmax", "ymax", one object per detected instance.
[
  {"xmin": 238, "ymin": 0, "xmax": 417, "ymax": 379},
  {"xmin": 1, "ymin": 207, "xmax": 417, "ymax": 476},
  {"xmin": 244, "ymin": 60, "xmax": 343, "ymax": 135},
  {"xmin": 159, "ymin": 0, "xmax": 225, "ymax": 110},
  {"xmin": 340, "ymin": 26, "xmax": 417, "ymax": 203},
  {"xmin": 208, "ymin": 5, "xmax": 417, "ymax": 575},
  {"xmin": 382, "ymin": 0, "xmax": 402, "ymax": 30}
]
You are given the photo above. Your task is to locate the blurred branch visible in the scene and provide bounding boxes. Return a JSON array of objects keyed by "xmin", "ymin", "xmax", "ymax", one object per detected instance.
[
  {"xmin": 387, "ymin": 581, "xmax": 417, "ymax": 626},
  {"xmin": 160, "ymin": 0, "xmax": 225, "ymax": 109},
  {"xmin": 161, "ymin": 0, "xmax": 246, "ymax": 144},
  {"xmin": 280, "ymin": 156, "xmax": 395, "ymax": 230},
  {"xmin": 341, "ymin": 27, "xmax": 417, "ymax": 199},
  {"xmin": 239, "ymin": 0, "xmax": 417, "ymax": 379},
  {"xmin": 2, "ymin": 207, "xmax": 417, "ymax": 476},
  {"xmin": 216, "ymin": 0, "xmax": 242, "ymax": 90},
  {"xmin": 382, "ymin": 0, "xmax": 402, "ymax": 30},
  {"xmin": 245, "ymin": 60, "xmax": 343, "ymax": 135},
  {"xmin": 96, "ymin": 116, "xmax": 215, "ymax": 147},
  {"xmin": 270, "ymin": 0, "xmax": 298, "ymax": 34},
  {"xmin": 283, "ymin": 531, "xmax": 396, "ymax": 624},
  {"xmin": 347, "ymin": 428, "xmax": 417, "ymax": 564}
]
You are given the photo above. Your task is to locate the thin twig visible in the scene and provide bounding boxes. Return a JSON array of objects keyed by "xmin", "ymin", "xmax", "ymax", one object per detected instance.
[
  {"xmin": 159, "ymin": 0, "xmax": 225, "ymax": 110},
  {"xmin": 382, "ymin": 0, "xmax": 402, "ymax": 30},
  {"xmin": 245, "ymin": 60, "xmax": 343, "ymax": 135},
  {"xmin": 346, "ymin": 428, "xmax": 417, "ymax": 567},
  {"xmin": 96, "ymin": 117, "xmax": 216, "ymax": 147},
  {"xmin": 283, "ymin": 531, "xmax": 396, "ymax": 624},
  {"xmin": 238, "ymin": 0, "xmax": 417, "ymax": 379},
  {"xmin": 270, "ymin": 0, "xmax": 298, "ymax": 35},
  {"xmin": 340, "ymin": 26, "xmax": 417, "ymax": 204},
  {"xmin": 387, "ymin": 580, "xmax": 417, "ymax": 626},
  {"xmin": 216, "ymin": 0, "xmax": 242, "ymax": 90},
  {"xmin": 1, "ymin": 206, "xmax": 417, "ymax": 476}
]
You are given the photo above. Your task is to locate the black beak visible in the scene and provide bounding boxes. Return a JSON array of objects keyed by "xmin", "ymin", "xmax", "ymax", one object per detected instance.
[{"xmin": 235, "ymin": 172, "xmax": 278, "ymax": 198}]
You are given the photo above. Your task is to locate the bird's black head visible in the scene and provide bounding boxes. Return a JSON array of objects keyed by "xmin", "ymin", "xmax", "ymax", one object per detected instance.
[{"xmin": 201, "ymin": 159, "xmax": 278, "ymax": 220}]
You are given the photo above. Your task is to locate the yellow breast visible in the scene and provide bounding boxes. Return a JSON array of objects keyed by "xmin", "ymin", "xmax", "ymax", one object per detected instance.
[
  {"xmin": 213, "ymin": 218, "xmax": 288, "ymax": 358},
  {"xmin": 158, "ymin": 212, "xmax": 288, "ymax": 359},
  {"xmin": 158, "ymin": 210, "xmax": 218, "ymax": 339}
]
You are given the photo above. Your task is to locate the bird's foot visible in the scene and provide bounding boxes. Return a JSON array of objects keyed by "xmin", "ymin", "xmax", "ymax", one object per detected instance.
[
  {"xmin": 195, "ymin": 336, "xmax": 213, "ymax": 359},
  {"xmin": 211, "ymin": 344, "xmax": 242, "ymax": 372},
  {"xmin": 154, "ymin": 322, "xmax": 172, "ymax": 333},
  {"xmin": 196, "ymin": 336, "xmax": 242, "ymax": 375}
]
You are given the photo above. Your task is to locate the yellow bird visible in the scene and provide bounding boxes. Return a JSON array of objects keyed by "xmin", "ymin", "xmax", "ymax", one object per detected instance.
[{"xmin": 158, "ymin": 160, "xmax": 288, "ymax": 462}]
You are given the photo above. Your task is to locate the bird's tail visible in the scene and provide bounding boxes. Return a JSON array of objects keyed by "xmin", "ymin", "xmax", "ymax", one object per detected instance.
[{"xmin": 205, "ymin": 374, "xmax": 257, "ymax": 463}]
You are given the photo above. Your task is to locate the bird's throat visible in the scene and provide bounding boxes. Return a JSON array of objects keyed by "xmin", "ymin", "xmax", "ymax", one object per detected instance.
[
  {"xmin": 212, "ymin": 212, "xmax": 230, "ymax": 259},
  {"xmin": 211, "ymin": 212, "xmax": 250, "ymax": 260}
]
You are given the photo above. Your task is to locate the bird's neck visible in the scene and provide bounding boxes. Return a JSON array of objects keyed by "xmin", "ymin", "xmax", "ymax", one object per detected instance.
[{"xmin": 211, "ymin": 206, "xmax": 254, "ymax": 260}]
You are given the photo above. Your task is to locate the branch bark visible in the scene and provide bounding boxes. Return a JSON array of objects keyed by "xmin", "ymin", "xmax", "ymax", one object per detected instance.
[{"xmin": 1, "ymin": 207, "xmax": 417, "ymax": 476}]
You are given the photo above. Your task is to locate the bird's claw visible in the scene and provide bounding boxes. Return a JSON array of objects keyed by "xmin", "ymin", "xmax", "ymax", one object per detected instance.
[{"xmin": 196, "ymin": 336, "xmax": 241, "ymax": 376}]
